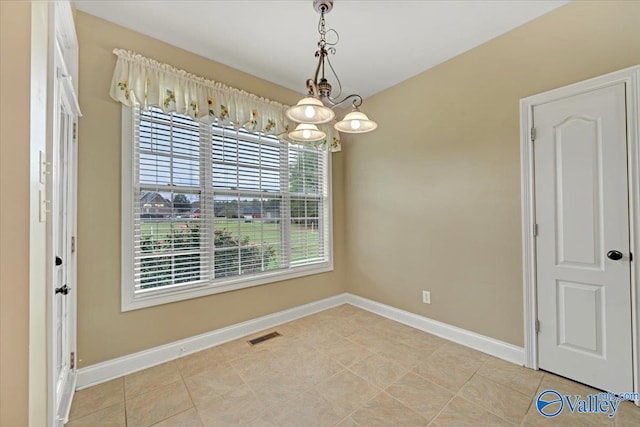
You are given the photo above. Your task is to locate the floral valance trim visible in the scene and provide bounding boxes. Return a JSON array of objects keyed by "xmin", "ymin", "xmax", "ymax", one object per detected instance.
[{"xmin": 109, "ymin": 49, "xmax": 340, "ymax": 152}]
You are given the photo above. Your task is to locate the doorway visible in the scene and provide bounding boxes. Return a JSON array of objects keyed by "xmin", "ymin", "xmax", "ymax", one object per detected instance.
[{"xmin": 520, "ymin": 66, "xmax": 640, "ymax": 395}]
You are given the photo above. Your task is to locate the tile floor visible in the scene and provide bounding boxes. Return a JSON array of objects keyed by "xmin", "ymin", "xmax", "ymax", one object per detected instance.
[{"xmin": 67, "ymin": 304, "xmax": 640, "ymax": 426}]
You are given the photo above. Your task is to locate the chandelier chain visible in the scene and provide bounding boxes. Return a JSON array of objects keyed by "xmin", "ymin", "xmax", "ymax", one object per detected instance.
[{"xmin": 318, "ymin": 10, "xmax": 327, "ymax": 49}]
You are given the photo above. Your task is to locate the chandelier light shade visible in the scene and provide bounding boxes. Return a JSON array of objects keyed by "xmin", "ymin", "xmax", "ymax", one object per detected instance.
[
  {"xmin": 334, "ymin": 109, "xmax": 378, "ymax": 133},
  {"xmin": 286, "ymin": 0, "xmax": 377, "ymax": 141},
  {"xmin": 286, "ymin": 96, "xmax": 335, "ymax": 124},
  {"xmin": 288, "ymin": 123, "xmax": 327, "ymax": 142}
]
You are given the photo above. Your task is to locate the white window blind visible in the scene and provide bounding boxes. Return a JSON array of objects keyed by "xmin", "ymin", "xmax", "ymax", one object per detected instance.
[{"xmin": 124, "ymin": 106, "xmax": 331, "ymax": 308}]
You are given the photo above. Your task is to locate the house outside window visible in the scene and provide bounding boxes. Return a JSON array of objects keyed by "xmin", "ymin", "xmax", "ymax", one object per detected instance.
[{"xmin": 121, "ymin": 106, "xmax": 332, "ymax": 310}]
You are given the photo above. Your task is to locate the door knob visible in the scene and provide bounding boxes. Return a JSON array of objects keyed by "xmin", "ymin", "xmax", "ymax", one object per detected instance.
[
  {"xmin": 55, "ymin": 256, "xmax": 63, "ymax": 266},
  {"xmin": 55, "ymin": 285, "xmax": 70, "ymax": 295},
  {"xmin": 607, "ymin": 250, "xmax": 623, "ymax": 261}
]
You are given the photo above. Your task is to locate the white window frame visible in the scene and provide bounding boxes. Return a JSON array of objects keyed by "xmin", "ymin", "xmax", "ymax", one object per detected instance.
[{"xmin": 121, "ymin": 106, "xmax": 333, "ymax": 311}]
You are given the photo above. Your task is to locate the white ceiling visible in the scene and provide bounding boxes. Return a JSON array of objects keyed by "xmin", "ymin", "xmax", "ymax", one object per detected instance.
[{"xmin": 75, "ymin": 0, "xmax": 568, "ymax": 99}]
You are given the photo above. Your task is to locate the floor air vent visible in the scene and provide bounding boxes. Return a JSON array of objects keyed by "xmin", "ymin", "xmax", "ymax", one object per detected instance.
[{"xmin": 247, "ymin": 331, "xmax": 281, "ymax": 346}]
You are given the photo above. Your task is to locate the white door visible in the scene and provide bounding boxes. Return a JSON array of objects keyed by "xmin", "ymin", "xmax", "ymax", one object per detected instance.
[
  {"xmin": 52, "ymin": 73, "xmax": 76, "ymax": 423},
  {"xmin": 50, "ymin": 38, "xmax": 80, "ymax": 421},
  {"xmin": 534, "ymin": 83, "xmax": 632, "ymax": 392}
]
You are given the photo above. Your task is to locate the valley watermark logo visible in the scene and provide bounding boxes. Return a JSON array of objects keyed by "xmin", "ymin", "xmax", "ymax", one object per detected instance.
[{"xmin": 536, "ymin": 389, "xmax": 639, "ymax": 418}]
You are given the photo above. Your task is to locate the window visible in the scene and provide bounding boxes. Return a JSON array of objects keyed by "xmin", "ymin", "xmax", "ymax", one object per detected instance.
[{"xmin": 122, "ymin": 106, "xmax": 332, "ymax": 310}]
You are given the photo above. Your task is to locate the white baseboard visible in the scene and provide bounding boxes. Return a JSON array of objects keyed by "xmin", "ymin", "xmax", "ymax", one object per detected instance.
[
  {"xmin": 77, "ymin": 292, "xmax": 525, "ymax": 390},
  {"xmin": 346, "ymin": 294, "xmax": 525, "ymax": 365},
  {"xmin": 76, "ymin": 293, "xmax": 348, "ymax": 389}
]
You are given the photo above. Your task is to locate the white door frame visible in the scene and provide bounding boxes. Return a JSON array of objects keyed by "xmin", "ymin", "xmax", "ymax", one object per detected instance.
[{"xmin": 520, "ymin": 65, "xmax": 640, "ymax": 396}]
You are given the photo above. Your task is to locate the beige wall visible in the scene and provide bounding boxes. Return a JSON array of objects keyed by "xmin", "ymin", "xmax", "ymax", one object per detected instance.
[
  {"xmin": 75, "ymin": 12, "xmax": 346, "ymax": 367},
  {"xmin": 0, "ymin": 2, "xmax": 31, "ymax": 425},
  {"xmin": 344, "ymin": 0, "xmax": 640, "ymax": 347}
]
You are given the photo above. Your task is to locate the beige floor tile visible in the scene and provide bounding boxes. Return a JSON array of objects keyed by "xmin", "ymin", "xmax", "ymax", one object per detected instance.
[
  {"xmin": 196, "ymin": 384, "xmax": 267, "ymax": 426},
  {"xmin": 176, "ymin": 347, "xmax": 228, "ymax": 379},
  {"xmin": 315, "ymin": 369, "xmax": 380, "ymax": 418},
  {"xmin": 436, "ymin": 342, "xmax": 490, "ymax": 365},
  {"xmin": 299, "ymin": 323, "xmax": 345, "ymax": 344},
  {"xmin": 415, "ymin": 343, "xmax": 486, "ymax": 392},
  {"xmin": 272, "ymin": 320, "xmax": 305, "ymax": 337},
  {"xmin": 318, "ymin": 335, "xmax": 372, "ymax": 367},
  {"xmin": 66, "ymin": 402, "xmax": 125, "ymax": 426},
  {"xmin": 335, "ymin": 416, "xmax": 361, "ymax": 426},
  {"xmin": 391, "ymin": 326, "xmax": 446, "ymax": 349},
  {"xmin": 126, "ymin": 380, "xmax": 193, "ymax": 427},
  {"xmin": 269, "ymin": 389, "xmax": 343, "ymax": 427},
  {"xmin": 184, "ymin": 362, "xmax": 245, "ymax": 407},
  {"xmin": 228, "ymin": 348, "xmax": 288, "ymax": 382},
  {"xmin": 376, "ymin": 340, "xmax": 429, "ymax": 369},
  {"xmin": 152, "ymin": 408, "xmax": 203, "ymax": 427},
  {"xmin": 476, "ymin": 357, "xmax": 543, "ymax": 397},
  {"xmin": 246, "ymin": 368, "xmax": 311, "ymax": 408},
  {"xmin": 286, "ymin": 351, "xmax": 343, "ymax": 388},
  {"xmin": 414, "ymin": 357, "xmax": 477, "ymax": 393},
  {"xmin": 373, "ymin": 318, "xmax": 419, "ymax": 339},
  {"xmin": 300, "ymin": 328, "xmax": 344, "ymax": 349},
  {"xmin": 321, "ymin": 304, "xmax": 363, "ymax": 318},
  {"xmin": 350, "ymin": 353, "xmax": 408, "ymax": 389},
  {"xmin": 268, "ymin": 338, "xmax": 318, "ymax": 361},
  {"xmin": 69, "ymin": 377, "xmax": 124, "ymax": 420},
  {"xmin": 458, "ymin": 374, "xmax": 531, "ymax": 424},
  {"xmin": 125, "ymin": 361, "xmax": 182, "ymax": 399},
  {"xmin": 348, "ymin": 309, "xmax": 386, "ymax": 326},
  {"xmin": 615, "ymin": 401, "xmax": 640, "ymax": 426},
  {"xmin": 242, "ymin": 418, "xmax": 280, "ymax": 427},
  {"xmin": 432, "ymin": 396, "xmax": 513, "ymax": 427},
  {"xmin": 300, "ymin": 311, "xmax": 328, "ymax": 324},
  {"xmin": 213, "ymin": 338, "xmax": 256, "ymax": 361},
  {"xmin": 386, "ymin": 372, "xmax": 453, "ymax": 422},
  {"xmin": 318, "ymin": 316, "xmax": 363, "ymax": 338},
  {"xmin": 348, "ymin": 329, "xmax": 394, "ymax": 354},
  {"xmin": 351, "ymin": 391, "xmax": 428, "ymax": 427}
]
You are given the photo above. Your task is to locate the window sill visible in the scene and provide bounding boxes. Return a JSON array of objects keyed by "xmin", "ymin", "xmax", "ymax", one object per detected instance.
[{"xmin": 121, "ymin": 262, "xmax": 334, "ymax": 312}]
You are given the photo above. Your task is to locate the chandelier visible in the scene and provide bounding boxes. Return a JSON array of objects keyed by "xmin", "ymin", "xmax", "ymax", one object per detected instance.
[{"xmin": 286, "ymin": 0, "xmax": 378, "ymax": 142}]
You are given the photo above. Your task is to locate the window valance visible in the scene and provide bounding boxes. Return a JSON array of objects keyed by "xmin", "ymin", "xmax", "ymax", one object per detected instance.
[{"xmin": 109, "ymin": 49, "xmax": 341, "ymax": 152}]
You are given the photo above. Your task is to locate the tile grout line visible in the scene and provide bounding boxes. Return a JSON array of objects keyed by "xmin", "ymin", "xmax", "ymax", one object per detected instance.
[
  {"xmin": 175, "ymin": 357, "xmax": 201, "ymax": 427},
  {"xmin": 473, "ymin": 366, "xmax": 541, "ymax": 401},
  {"xmin": 380, "ymin": 386, "xmax": 439, "ymax": 424},
  {"xmin": 337, "ymin": 388, "xmax": 386, "ymax": 426},
  {"xmin": 454, "ymin": 356, "xmax": 523, "ymax": 426},
  {"xmin": 67, "ymin": 378, "xmax": 127, "ymax": 423},
  {"xmin": 121, "ymin": 377, "xmax": 128, "ymax": 427},
  {"xmin": 402, "ymin": 346, "xmax": 480, "ymax": 425}
]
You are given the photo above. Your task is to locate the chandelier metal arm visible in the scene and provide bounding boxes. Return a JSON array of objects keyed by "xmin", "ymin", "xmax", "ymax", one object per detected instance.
[
  {"xmin": 325, "ymin": 93, "xmax": 363, "ymax": 110},
  {"xmin": 309, "ymin": 50, "xmax": 326, "ymax": 94}
]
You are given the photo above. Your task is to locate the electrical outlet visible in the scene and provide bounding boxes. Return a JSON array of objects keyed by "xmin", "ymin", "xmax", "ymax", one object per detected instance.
[{"xmin": 422, "ymin": 290, "xmax": 431, "ymax": 304}]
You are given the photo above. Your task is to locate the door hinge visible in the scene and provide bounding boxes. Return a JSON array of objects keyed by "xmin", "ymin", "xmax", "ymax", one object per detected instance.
[
  {"xmin": 535, "ymin": 319, "xmax": 540, "ymax": 334},
  {"xmin": 630, "ymin": 252, "xmax": 633, "ymax": 262},
  {"xmin": 71, "ymin": 236, "xmax": 76, "ymax": 253},
  {"xmin": 70, "ymin": 352, "xmax": 75, "ymax": 369},
  {"xmin": 530, "ymin": 127, "xmax": 536, "ymax": 142},
  {"xmin": 533, "ymin": 223, "xmax": 538, "ymax": 236},
  {"xmin": 73, "ymin": 122, "xmax": 77, "ymax": 140}
]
